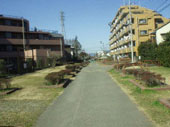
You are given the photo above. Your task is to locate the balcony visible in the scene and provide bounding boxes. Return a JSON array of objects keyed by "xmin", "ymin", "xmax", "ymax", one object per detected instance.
[
  {"xmin": 28, "ymin": 39, "xmax": 60, "ymax": 45},
  {"xmin": 0, "ymin": 51, "xmax": 24, "ymax": 58},
  {"xmin": 0, "ymin": 38, "xmax": 61, "ymax": 45},
  {"xmin": 0, "ymin": 25, "xmax": 23, "ymax": 32}
]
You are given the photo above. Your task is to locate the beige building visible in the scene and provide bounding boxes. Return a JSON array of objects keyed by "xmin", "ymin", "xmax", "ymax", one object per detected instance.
[{"xmin": 109, "ymin": 5, "xmax": 170, "ymax": 60}]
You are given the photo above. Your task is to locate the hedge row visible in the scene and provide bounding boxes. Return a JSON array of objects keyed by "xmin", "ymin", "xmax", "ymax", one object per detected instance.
[
  {"xmin": 45, "ymin": 62, "xmax": 89, "ymax": 85},
  {"xmin": 138, "ymin": 33, "xmax": 170, "ymax": 67}
]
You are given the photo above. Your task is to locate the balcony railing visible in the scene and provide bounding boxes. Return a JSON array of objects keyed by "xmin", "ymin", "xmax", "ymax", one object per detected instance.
[
  {"xmin": 0, "ymin": 51, "xmax": 24, "ymax": 58},
  {"xmin": 0, "ymin": 25, "xmax": 23, "ymax": 32},
  {"xmin": 0, "ymin": 38, "xmax": 61, "ymax": 45}
]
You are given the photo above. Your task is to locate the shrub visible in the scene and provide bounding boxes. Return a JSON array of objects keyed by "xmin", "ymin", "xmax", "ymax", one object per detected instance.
[
  {"xmin": 26, "ymin": 58, "xmax": 33, "ymax": 72},
  {"xmin": 45, "ymin": 71, "xmax": 65, "ymax": 85},
  {"xmin": 66, "ymin": 65, "xmax": 76, "ymax": 71},
  {"xmin": 61, "ymin": 69, "xmax": 72, "ymax": 75},
  {"xmin": 138, "ymin": 34, "xmax": 170, "ymax": 67},
  {"xmin": 36, "ymin": 58, "xmax": 44, "ymax": 69},
  {"xmin": 80, "ymin": 61, "xmax": 89, "ymax": 67},
  {"xmin": 0, "ymin": 78, "xmax": 11, "ymax": 90},
  {"xmin": 138, "ymin": 42, "xmax": 157, "ymax": 61},
  {"xmin": 113, "ymin": 63, "xmax": 126, "ymax": 70},
  {"xmin": 125, "ymin": 69, "xmax": 165, "ymax": 87},
  {"xmin": 157, "ymin": 43, "xmax": 170, "ymax": 67}
]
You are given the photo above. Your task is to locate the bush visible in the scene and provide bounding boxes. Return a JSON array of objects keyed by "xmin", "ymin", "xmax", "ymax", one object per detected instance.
[
  {"xmin": 157, "ymin": 42, "xmax": 170, "ymax": 67},
  {"xmin": 125, "ymin": 69, "xmax": 165, "ymax": 87},
  {"xmin": 66, "ymin": 65, "xmax": 76, "ymax": 72},
  {"xmin": 61, "ymin": 69, "xmax": 72, "ymax": 75},
  {"xmin": 0, "ymin": 78, "xmax": 11, "ymax": 90},
  {"xmin": 26, "ymin": 58, "xmax": 34, "ymax": 72},
  {"xmin": 45, "ymin": 70, "xmax": 66, "ymax": 85},
  {"xmin": 138, "ymin": 42, "xmax": 157, "ymax": 61},
  {"xmin": 36, "ymin": 58, "xmax": 44, "ymax": 69},
  {"xmin": 114, "ymin": 63, "xmax": 130, "ymax": 70},
  {"xmin": 138, "ymin": 34, "xmax": 170, "ymax": 67}
]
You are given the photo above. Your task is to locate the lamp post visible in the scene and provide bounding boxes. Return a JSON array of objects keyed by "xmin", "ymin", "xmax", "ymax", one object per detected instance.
[{"xmin": 129, "ymin": 0, "xmax": 134, "ymax": 63}]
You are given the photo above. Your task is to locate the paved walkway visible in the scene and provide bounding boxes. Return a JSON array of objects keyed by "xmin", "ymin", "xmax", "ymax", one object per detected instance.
[{"xmin": 36, "ymin": 63, "xmax": 153, "ymax": 127}]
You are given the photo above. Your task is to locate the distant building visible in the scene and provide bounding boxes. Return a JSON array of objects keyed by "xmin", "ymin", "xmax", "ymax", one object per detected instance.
[
  {"xmin": 109, "ymin": 5, "xmax": 170, "ymax": 60},
  {"xmin": 0, "ymin": 15, "xmax": 65, "ymax": 72},
  {"xmin": 156, "ymin": 21, "xmax": 170, "ymax": 45},
  {"xmin": 97, "ymin": 51, "xmax": 105, "ymax": 57}
]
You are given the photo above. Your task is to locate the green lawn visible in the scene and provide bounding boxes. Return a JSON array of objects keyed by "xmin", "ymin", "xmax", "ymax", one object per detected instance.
[
  {"xmin": 0, "ymin": 66, "xmax": 65, "ymax": 127},
  {"xmin": 109, "ymin": 68, "xmax": 170, "ymax": 127}
]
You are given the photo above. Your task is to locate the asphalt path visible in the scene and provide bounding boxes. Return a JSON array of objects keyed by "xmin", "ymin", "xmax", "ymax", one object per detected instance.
[{"xmin": 35, "ymin": 62, "xmax": 153, "ymax": 127}]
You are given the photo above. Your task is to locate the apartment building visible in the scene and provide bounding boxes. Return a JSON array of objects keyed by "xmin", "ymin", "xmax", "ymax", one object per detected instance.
[
  {"xmin": 109, "ymin": 5, "xmax": 170, "ymax": 60},
  {"xmin": 0, "ymin": 15, "xmax": 64, "ymax": 72}
]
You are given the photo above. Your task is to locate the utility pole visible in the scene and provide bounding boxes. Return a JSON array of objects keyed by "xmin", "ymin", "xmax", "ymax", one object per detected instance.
[
  {"xmin": 60, "ymin": 11, "xmax": 66, "ymax": 40},
  {"xmin": 22, "ymin": 17, "xmax": 26, "ymax": 52},
  {"xmin": 100, "ymin": 41, "xmax": 105, "ymax": 56},
  {"xmin": 60, "ymin": 11, "xmax": 66, "ymax": 58},
  {"xmin": 100, "ymin": 41, "xmax": 105, "ymax": 51},
  {"xmin": 129, "ymin": 0, "xmax": 134, "ymax": 63},
  {"xmin": 60, "ymin": 39, "xmax": 63, "ymax": 57}
]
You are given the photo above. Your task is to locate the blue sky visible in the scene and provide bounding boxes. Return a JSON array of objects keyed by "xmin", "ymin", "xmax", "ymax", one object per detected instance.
[{"xmin": 1, "ymin": 0, "xmax": 170, "ymax": 53}]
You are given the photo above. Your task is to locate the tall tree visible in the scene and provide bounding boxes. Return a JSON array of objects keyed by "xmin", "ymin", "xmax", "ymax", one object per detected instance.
[{"xmin": 72, "ymin": 36, "xmax": 82, "ymax": 57}]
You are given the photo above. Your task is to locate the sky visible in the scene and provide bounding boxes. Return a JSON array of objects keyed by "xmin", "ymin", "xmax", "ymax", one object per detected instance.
[{"xmin": 0, "ymin": 0, "xmax": 170, "ymax": 53}]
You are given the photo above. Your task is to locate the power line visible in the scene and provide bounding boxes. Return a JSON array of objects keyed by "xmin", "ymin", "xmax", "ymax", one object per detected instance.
[
  {"xmin": 158, "ymin": 2, "xmax": 170, "ymax": 13},
  {"xmin": 155, "ymin": 0, "xmax": 169, "ymax": 11},
  {"xmin": 146, "ymin": 1, "xmax": 170, "ymax": 19}
]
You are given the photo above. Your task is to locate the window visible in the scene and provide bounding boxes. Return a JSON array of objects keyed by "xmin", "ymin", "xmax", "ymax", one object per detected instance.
[
  {"xmin": 133, "ymin": 41, "xmax": 136, "ymax": 46},
  {"xmin": 140, "ymin": 30, "xmax": 147, "ymax": 35},
  {"xmin": 139, "ymin": 19, "xmax": 147, "ymax": 24},
  {"xmin": 7, "ymin": 45, "xmax": 13, "ymax": 51},
  {"xmin": 6, "ymin": 32, "xmax": 12, "ymax": 38},
  {"xmin": 132, "ymin": 29, "xmax": 135, "ymax": 35},
  {"xmin": 132, "ymin": 11, "xmax": 144, "ymax": 14},
  {"xmin": 0, "ymin": 32, "xmax": 5, "ymax": 38},
  {"xmin": 39, "ymin": 34, "xmax": 43, "ymax": 39},
  {"xmin": 5, "ymin": 20, "xmax": 11, "ymax": 25},
  {"xmin": 131, "ymin": 18, "xmax": 134, "ymax": 24},
  {"xmin": 155, "ymin": 18, "xmax": 164, "ymax": 24}
]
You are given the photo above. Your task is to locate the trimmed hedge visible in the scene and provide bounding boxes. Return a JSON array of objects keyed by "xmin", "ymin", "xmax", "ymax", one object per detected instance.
[
  {"xmin": 138, "ymin": 34, "xmax": 170, "ymax": 67},
  {"xmin": 157, "ymin": 41, "xmax": 170, "ymax": 67},
  {"xmin": 45, "ymin": 71, "xmax": 65, "ymax": 85},
  {"xmin": 138, "ymin": 42, "xmax": 157, "ymax": 61},
  {"xmin": 45, "ymin": 62, "xmax": 90, "ymax": 85}
]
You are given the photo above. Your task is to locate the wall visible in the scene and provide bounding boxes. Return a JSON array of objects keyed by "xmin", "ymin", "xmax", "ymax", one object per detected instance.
[{"xmin": 156, "ymin": 22, "xmax": 170, "ymax": 45}]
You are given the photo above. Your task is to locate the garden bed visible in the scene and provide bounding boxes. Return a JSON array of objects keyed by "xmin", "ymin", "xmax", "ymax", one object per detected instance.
[
  {"xmin": 129, "ymin": 79, "xmax": 170, "ymax": 91},
  {"xmin": 41, "ymin": 79, "xmax": 71, "ymax": 88},
  {"xmin": 0, "ymin": 88, "xmax": 22, "ymax": 96},
  {"xmin": 159, "ymin": 98, "xmax": 170, "ymax": 109}
]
